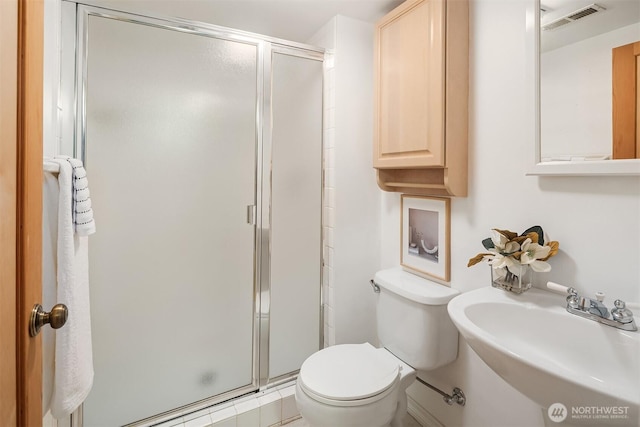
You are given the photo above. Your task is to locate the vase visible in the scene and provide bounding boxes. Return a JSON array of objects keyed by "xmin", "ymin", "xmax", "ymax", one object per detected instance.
[{"xmin": 491, "ymin": 265, "xmax": 532, "ymax": 294}]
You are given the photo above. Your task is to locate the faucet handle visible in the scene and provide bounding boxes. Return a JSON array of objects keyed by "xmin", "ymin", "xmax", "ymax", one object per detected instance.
[
  {"xmin": 611, "ymin": 300, "xmax": 634, "ymax": 324},
  {"xmin": 546, "ymin": 282, "xmax": 579, "ymax": 308},
  {"xmin": 547, "ymin": 281, "xmax": 577, "ymax": 295}
]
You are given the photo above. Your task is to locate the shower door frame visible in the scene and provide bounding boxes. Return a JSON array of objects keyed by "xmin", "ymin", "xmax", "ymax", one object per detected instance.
[
  {"xmin": 63, "ymin": 3, "xmax": 325, "ymax": 425},
  {"xmin": 259, "ymin": 42, "xmax": 326, "ymax": 390}
]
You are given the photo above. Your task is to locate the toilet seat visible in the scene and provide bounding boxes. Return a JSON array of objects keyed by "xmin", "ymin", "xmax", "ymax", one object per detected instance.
[{"xmin": 298, "ymin": 343, "xmax": 401, "ymax": 406}]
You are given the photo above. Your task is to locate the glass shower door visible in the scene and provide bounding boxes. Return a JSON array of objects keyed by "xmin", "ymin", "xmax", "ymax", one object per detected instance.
[
  {"xmin": 268, "ymin": 50, "xmax": 323, "ymax": 380},
  {"xmin": 79, "ymin": 14, "xmax": 259, "ymax": 426}
]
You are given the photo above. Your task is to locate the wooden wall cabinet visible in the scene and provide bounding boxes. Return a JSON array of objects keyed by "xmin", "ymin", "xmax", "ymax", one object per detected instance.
[{"xmin": 373, "ymin": 0, "xmax": 468, "ymax": 197}]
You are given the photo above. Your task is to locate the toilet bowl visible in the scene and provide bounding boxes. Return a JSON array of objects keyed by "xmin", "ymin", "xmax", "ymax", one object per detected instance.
[
  {"xmin": 295, "ymin": 343, "xmax": 416, "ymax": 427},
  {"xmin": 295, "ymin": 267, "xmax": 460, "ymax": 427}
]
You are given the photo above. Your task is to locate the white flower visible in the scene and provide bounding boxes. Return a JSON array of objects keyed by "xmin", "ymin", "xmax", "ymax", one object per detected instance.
[
  {"xmin": 491, "ymin": 230, "xmax": 520, "ymax": 254},
  {"xmin": 469, "ymin": 227, "xmax": 559, "ymax": 274},
  {"xmin": 520, "ymin": 238, "xmax": 552, "ymax": 272},
  {"xmin": 504, "ymin": 241, "xmax": 520, "ymax": 254},
  {"xmin": 490, "ymin": 230, "xmax": 508, "ymax": 250},
  {"xmin": 487, "ymin": 249, "xmax": 518, "ymax": 270}
]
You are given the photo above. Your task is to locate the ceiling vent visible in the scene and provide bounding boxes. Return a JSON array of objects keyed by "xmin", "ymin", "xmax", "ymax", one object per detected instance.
[{"xmin": 541, "ymin": 3, "xmax": 606, "ymax": 31}]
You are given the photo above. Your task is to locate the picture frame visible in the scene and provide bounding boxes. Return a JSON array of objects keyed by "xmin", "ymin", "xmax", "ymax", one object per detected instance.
[{"xmin": 400, "ymin": 195, "xmax": 451, "ymax": 283}]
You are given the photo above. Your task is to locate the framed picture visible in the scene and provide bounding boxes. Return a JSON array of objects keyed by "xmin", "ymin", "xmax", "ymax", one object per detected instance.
[{"xmin": 400, "ymin": 195, "xmax": 451, "ymax": 283}]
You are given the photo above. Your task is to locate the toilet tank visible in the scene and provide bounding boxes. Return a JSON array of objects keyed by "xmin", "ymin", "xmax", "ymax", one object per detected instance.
[{"xmin": 374, "ymin": 267, "xmax": 460, "ymax": 371}]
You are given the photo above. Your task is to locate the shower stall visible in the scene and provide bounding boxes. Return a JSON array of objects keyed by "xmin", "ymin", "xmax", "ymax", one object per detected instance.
[{"xmin": 58, "ymin": 3, "xmax": 324, "ymax": 425}]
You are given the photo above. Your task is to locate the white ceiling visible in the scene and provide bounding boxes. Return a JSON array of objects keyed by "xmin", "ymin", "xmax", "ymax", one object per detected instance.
[
  {"xmin": 78, "ymin": 0, "xmax": 404, "ymax": 44},
  {"xmin": 540, "ymin": 0, "xmax": 640, "ymax": 52}
]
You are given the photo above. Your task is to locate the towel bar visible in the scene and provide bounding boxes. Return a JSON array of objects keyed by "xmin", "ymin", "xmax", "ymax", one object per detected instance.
[{"xmin": 43, "ymin": 160, "xmax": 60, "ymax": 173}]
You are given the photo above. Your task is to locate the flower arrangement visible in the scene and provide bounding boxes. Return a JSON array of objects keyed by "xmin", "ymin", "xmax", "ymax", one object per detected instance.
[{"xmin": 468, "ymin": 226, "xmax": 559, "ymax": 283}]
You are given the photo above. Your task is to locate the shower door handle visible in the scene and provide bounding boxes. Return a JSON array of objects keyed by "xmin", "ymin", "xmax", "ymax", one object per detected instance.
[
  {"xmin": 247, "ymin": 205, "xmax": 257, "ymax": 225},
  {"xmin": 29, "ymin": 303, "xmax": 68, "ymax": 337}
]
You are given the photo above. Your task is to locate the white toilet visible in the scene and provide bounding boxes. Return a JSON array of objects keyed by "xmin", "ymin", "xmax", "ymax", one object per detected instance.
[{"xmin": 295, "ymin": 267, "xmax": 460, "ymax": 427}]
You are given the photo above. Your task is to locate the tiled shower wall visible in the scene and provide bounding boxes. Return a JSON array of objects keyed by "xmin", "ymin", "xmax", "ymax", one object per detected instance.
[
  {"xmin": 307, "ymin": 16, "xmax": 338, "ymax": 349},
  {"xmin": 322, "ymin": 53, "xmax": 336, "ymax": 348}
]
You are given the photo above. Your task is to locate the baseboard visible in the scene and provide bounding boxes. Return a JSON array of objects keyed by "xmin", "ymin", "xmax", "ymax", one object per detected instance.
[{"xmin": 407, "ymin": 394, "xmax": 445, "ymax": 427}]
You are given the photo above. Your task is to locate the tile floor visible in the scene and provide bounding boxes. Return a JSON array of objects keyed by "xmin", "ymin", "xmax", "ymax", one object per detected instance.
[{"xmin": 283, "ymin": 413, "xmax": 422, "ymax": 427}]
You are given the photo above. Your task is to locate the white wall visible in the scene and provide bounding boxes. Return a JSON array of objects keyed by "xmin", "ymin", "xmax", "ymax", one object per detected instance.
[
  {"xmin": 382, "ymin": 0, "xmax": 640, "ymax": 305},
  {"xmin": 310, "ymin": 15, "xmax": 383, "ymax": 347},
  {"xmin": 378, "ymin": 0, "xmax": 640, "ymax": 425},
  {"xmin": 43, "ymin": 0, "xmax": 61, "ymax": 158},
  {"xmin": 332, "ymin": 16, "xmax": 382, "ymax": 346},
  {"xmin": 541, "ymin": 22, "xmax": 640, "ymax": 159}
]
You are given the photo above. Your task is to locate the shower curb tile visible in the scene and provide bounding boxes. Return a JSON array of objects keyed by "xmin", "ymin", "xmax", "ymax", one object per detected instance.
[
  {"xmin": 281, "ymin": 397, "xmax": 299, "ymax": 421},
  {"xmin": 234, "ymin": 396, "xmax": 260, "ymax": 414},
  {"xmin": 184, "ymin": 408, "xmax": 212, "ymax": 422},
  {"xmin": 279, "ymin": 386, "xmax": 299, "ymax": 422},
  {"xmin": 259, "ymin": 399, "xmax": 281, "ymax": 427},
  {"xmin": 183, "ymin": 413, "xmax": 213, "ymax": 427},
  {"xmin": 277, "ymin": 384, "xmax": 296, "ymax": 397},
  {"xmin": 211, "ymin": 405, "xmax": 237, "ymax": 423},
  {"xmin": 154, "ymin": 416, "xmax": 185, "ymax": 427},
  {"xmin": 212, "ymin": 418, "xmax": 236, "ymax": 427},
  {"xmin": 274, "ymin": 380, "xmax": 297, "ymax": 391},
  {"xmin": 258, "ymin": 390, "xmax": 281, "ymax": 406},
  {"xmin": 236, "ymin": 407, "xmax": 259, "ymax": 427}
]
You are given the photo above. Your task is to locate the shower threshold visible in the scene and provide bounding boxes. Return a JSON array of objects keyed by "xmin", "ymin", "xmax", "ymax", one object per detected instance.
[{"xmin": 132, "ymin": 379, "xmax": 299, "ymax": 427}]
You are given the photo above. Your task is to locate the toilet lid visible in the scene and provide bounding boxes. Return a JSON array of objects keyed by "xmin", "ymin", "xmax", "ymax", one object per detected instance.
[{"xmin": 299, "ymin": 343, "xmax": 400, "ymax": 401}]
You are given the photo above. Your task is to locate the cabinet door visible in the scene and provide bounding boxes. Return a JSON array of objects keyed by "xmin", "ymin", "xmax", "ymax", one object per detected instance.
[{"xmin": 374, "ymin": 0, "xmax": 445, "ymax": 168}]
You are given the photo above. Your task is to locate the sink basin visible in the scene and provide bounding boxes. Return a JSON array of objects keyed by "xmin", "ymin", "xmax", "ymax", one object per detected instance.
[{"xmin": 447, "ymin": 286, "xmax": 640, "ymax": 413}]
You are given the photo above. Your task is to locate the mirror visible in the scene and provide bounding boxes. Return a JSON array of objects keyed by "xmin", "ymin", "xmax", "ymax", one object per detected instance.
[{"xmin": 529, "ymin": 0, "xmax": 640, "ymax": 175}]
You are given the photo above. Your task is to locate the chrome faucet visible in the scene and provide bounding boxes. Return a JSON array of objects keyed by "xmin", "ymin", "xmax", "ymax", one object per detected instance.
[
  {"xmin": 547, "ymin": 282, "xmax": 637, "ymax": 332},
  {"xmin": 568, "ymin": 291, "xmax": 609, "ymax": 318}
]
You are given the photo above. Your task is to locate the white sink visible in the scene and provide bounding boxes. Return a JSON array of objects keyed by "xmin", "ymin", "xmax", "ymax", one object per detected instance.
[{"xmin": 447, "ymin": 287, "xmax": 640, "ymax": 412}]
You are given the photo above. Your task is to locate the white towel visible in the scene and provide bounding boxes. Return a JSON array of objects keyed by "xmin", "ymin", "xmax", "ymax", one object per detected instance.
[
  {"xmin": 42, "ymin": 171, "xmax": 59, "ymax": 415},
  {"xmin": 49, "ymin": 158, "xmax": 95, "ymax": 419},
  {"xmin": 54, "ymin": 156, "xmax": 96, "ymax": 236}
]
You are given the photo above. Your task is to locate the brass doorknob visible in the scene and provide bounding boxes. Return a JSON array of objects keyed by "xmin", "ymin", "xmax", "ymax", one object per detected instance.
[{"xmin": 29, "ymin": 303, "xmax": 68, "ymax": 337}]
